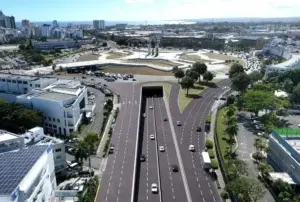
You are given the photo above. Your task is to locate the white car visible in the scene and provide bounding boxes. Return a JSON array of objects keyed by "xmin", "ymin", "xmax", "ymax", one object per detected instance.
[
  {"xmin": 298, "ymin": 124, "xmax": 300, "ymax": 128},
  {"xmin": 150, "ymin": 134, "xmax": 155, "ymax": 140},
  {"xmin": 159, "ymin": 146, "xmax": 165, "ymax": 152},
  {"xmin": 177, "ymin": 121, "xmax": 181, "ymax": 126},
  {"xmin": 151, "ymin": 183, "xmax": 158, "ymax": 193},
  {"xmin": 189, "ymin": 145, "xmax": 195, "ymax": 152},
  {"xmin": 149, "ymin": 106, "xmax": 153, "ymax": 109},
  {"xmin": 143, "ymin": 113, "xmax": 146, "ymax": 118}
]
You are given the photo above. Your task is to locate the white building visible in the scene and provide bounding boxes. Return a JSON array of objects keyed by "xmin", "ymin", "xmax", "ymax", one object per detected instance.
[
  {"xmin": 0, "ymin": 145, "xmax": 56, "ymax": 202},
  {"xmin": 41, "ymin": 24, "xmax": 51, "ymax": 37},
  {"xmin": 265, "ymin": 55, "xmax": 300, "ymax": 75},
  {"xmin": 16, "ymin": 80, "xmax": 94, "ymax": 136},
  {"xmin": 23, "ymin": 127, "xmax": 67, "ymax": 174},
  {"xmin": 32, "ymin": 39, "xmax": 79, "ymax": 50},
  {"xmin": 0, "ymin": 130, "xmax": 24, "ymax": 153},
  {"xmin": 99, "ymin": 20, "xmax": 105, "ymax": 30},
  {"xmin": 0, "ymin": 74, "xmax": 57, "ymax": 95}
]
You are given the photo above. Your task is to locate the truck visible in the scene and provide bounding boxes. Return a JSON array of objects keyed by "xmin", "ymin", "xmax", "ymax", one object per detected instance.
[{"xmin": 202, "ymin": 151, "xmax": 211, "ymax": 170}]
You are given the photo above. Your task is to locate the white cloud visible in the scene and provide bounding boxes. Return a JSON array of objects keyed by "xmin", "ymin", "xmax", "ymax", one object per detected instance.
[{"xmin": 124, "ymin": 0, "xmax": 153, "ymax": 3}]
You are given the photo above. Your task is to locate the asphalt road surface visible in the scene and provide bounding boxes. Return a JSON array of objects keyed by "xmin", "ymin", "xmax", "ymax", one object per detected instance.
[
  {"xmin": 170, "ymin": 80, "xmax": 231, "ymax": 202},
  {"xmin": 97, "ymin": 83, "xmax": 140, "ymax": 202},
  {"xmin": 137, "ymin": 97, "xmax": 160, "ymax": 202}
]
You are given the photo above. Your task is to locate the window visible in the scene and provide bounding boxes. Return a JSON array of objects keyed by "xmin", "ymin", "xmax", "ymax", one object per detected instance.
[
  {"xmin": 55, "ymin": 148, "xmax": 62, "ymax": 152},
  {"xmin": 69, "ymin": 129, "xmax": 74, "ymax": 133},
  {"xmin": 49, "ymin": 124, "xmax": 52, "ymax": 127},
  {"xmin": 44, "ymin": 116, "xmax": 47, "ymax": 120},
  {"xmin": 53, "ymin": 125, "xmax": 57, "ymax": 128},
  {"xmin": 12, "ymin": 80, "xmax": 16, "ymax": 83},
  {"xmin": 57, "ymin": 119, "xmax": 60, "ymax": 123},
  {"xmin": 30, "ymin": 84, "xmax": 32, "ymax": 87},
  {"xmin": 35, "ymin": 84, "xmax": 40, "ymax": 88},
  {"xmin": 48, "ymin": 117, "xmax": 51, "ymax": 121},
  {"xmin": 56, "ymin": 155, "xmax": 62, "ymax": 160},
  {"xmin": 45, "ymin": 123, "xmax": 48, "ymax": 126},
  {"xmin": 7, "ymin": 80, "xmax": 11, "ymax": 83},
  {"xmin": 24, "ymin": 88, "xmax": 28, "ymax": 92},
  {"xmin": 1, "ymin": 79, "xmax": 5, "ymax": 82},
  {"xmin": 23, "ymin": 81, "xmax": 28, "ymax": 84},
  {"xmin": 52, "ymin": 118, "xmax": 55, "ymax": 122},
  {"xmin": 17, "ymin": 80, "xmax": 22, "ymax": 84}
]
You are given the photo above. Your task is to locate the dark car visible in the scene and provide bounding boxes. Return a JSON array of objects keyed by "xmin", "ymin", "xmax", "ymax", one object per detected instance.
[
  {"xmin": 172, "ymin": 164, "xmax": 179, "ymax": 172},
  {"xmin": 91, "ymin": 78, "xmax": 95, "ymax": 81},
  {"xmin": 140, "ymin": 154, "xmax": 146, "ymax": 162},
  {"xmin": 164, "ymin": 117, "xmax": 168, "ymax": 121},
  {"xmin": 82, "ymin": 76, "xmax": 87, "ymax": 79},
  {"xmin": 220, "ymin": 97, "xmax": 227, "ymax": 101},
  {"xmin": 196, "ymin": 126, "xmax": 202, "ymax": 132}
]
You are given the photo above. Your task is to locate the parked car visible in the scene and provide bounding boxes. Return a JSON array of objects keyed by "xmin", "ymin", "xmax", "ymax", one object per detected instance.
[{"xmin": 172, "ymin": 164, "xmax": 179, "ymax": 172}]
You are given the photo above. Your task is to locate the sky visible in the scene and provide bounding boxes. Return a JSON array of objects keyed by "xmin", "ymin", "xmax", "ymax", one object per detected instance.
[{"xmin": 1, "ymin": 0, "xmax": 300, "ymax": 22}]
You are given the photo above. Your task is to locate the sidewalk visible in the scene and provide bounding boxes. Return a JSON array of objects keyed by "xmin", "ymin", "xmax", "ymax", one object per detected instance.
[{"xmin": 96, "ymin": 94, "xmax": 119, "ymax": 157}]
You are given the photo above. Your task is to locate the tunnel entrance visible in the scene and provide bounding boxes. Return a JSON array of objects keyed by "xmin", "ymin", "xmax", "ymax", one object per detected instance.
[{"xmin": 142, "ymin": 86, "xmax": 163, "ymax": 98}]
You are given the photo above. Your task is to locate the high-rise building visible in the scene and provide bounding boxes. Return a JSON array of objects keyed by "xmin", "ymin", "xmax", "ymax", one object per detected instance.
[
  {"xmin": 0, "ymin": 10, "xmax": 16, "ymax": 29},
  {"xmin": 53, "ymin": 20, "xmax": 59, "ymax": 28},
  {"xmin": 93, "ymin": 20, "xmax": 100, "ymax": 30},
  {"xmin": 41, "ymin": 24, "xmax": 51, "ymax": 37},
  {"xmin": 22, "ymin": 19, "xmax": 30, "ymax": 28},
  {"xmin": 99, "ymin": 20, "xmax": 105, "ymax": 29}
]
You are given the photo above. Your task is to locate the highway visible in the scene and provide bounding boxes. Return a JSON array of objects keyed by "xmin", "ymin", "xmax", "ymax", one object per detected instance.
[
  {"xmin": 171, "ymin": 80, "xmax": 230, "ymax": 202},
  {"xmin": 153, "ymin": 97, "xmax": 187, "ymax": 202},
  {"xmin": 136, "ymin": 97, "xmax": 160, "ymax": 202},
  {"xmin": 97, "ymin": 83, "xmax": 140, "ymax": 202}
]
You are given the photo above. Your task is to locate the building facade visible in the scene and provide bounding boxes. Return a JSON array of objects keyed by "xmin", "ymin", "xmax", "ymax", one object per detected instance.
[
  {"xmin": 268, "ymin": 129, "xmax": 300, "ymax": 184},
  {"xmin": 41, "ymin": 24, "xmax": 51, "ymax": 37},
  {"xmin": 99, "ymin": 20, "xmax": 105, "ymax": 30},
  {"xmin": 93, "ymin": 20, "xmax": 100, "ymax": 30},
  {"xmin": 0, "ymin": 11, "xmax": 16, "ymax": 29},
  {"xmin": 16, "ymin": 80, "xmax": 90, "ymax": 136},
  {"xmin": 0, "ymin": 145, "xmax": 56, "ymax": 202},
  {"xmin": 21, "ymin": 19, "xmax": 30, "ymax": 28},
  {"xmin": 0, "ymin": 74, "xmax": 57, "ymax": 95},
  {"xmin": 32, "ymin": 39, "xmax": 79, "ymax": 50}
]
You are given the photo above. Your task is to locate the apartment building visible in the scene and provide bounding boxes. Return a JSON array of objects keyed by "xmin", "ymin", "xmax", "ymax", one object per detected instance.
[
  {"xmin": 0, "ymin": 145, "xmax": 56, "ymax": 202},
  {"xmin": 0, "ymin": 74, "xmax": 57, "ymax": 95},
  {"xmin": 268, "ymin": 129, "xmax": 300, "ymax": 184},
  {"xmin": 16, "ymin": 80, "xmax": 92, "ymax": 136},
  {"xmin": 32, "ymin": 39, "xmax": 79, "ymax": 50}
]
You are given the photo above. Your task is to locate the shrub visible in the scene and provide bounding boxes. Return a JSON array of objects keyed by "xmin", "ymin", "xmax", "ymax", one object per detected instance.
[
  {"xmin": 211, "ymin": 159, "xmax": 219, "ymax": 169},
  {"xmin": 208, "ymin": 149, "xmax": 215, "ymax": 159},
  {"xmin": 205, "ymin": 139, "xmax": 214, "ymax": 149},
  {"xmin": 205, "ymin": 114, "xmax": 211, "ymax": 123},
  {"xmin": 221, "ymin": 190, "xmax": 229, "ymax": 199}
]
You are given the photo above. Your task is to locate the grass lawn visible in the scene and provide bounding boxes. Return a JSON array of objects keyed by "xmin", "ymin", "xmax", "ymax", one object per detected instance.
[
  {"xmin": 203, "ymin": 52, "xmax": 246, "ymax": 67},
  {"xmin": 100, "ymin": 65, "xmax": 174, "ymax": 76},
  {"xmin": 106, "ymin": 51, "xmax": 131, "ymax": 59},
  {"xmin": 143, "ymin": 82, "xmax": 172, "ymax": 101},
  {"xmin": 216, "ymin": 106, "xmax": 236, "ymax": 161},
  {"xmin": 77, "ymin": 54, "xmax": 99, "ymax": 62},
  {"xmin": 126, "ymin": 59, "xmax": 181, "ymax": 67},
  {"xmin": 179, "ymin": 54, "xmax": 202, "ymax": 62}
]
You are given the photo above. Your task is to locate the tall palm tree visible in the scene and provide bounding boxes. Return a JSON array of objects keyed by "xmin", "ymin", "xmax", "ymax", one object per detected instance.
[
  {"xmin": 74, "ymin": 140, "xmax": 89, "ymax": 165},
  {"xmin": 225, "ymin": 117, "xmax": 239, "ymax": 155}
]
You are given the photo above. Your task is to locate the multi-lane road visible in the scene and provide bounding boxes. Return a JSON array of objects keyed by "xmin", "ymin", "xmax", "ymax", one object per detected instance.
[{"xmin": 96, "ymin": 79, "xmax": 230, "ymax": 202}]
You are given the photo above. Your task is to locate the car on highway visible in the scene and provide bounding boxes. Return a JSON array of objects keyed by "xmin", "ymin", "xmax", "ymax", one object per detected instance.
[
  {"xmin": 149, "ymin": 106, "xmax": 153, "ymax": 109},
  {"xmin": 172, "ymin": 164, "xmax": 179, "ymax": 172},
  {"xmin": 151, "ymin": 183, "xmax": 158, "ymax": 193},
  {"xmin": 159, "ymin": 146, "xmax": 165, "ymax": 152},
  {"xmin": 220, "ymin": 97, "xmax": 227, "ymax": 101},
  {"xmin": 143, "ymin": 113, "xmax": 146, "ymax": 118},
  {"xmin": 140, "ymin": 154, "xmax": 146, "ymax": 162},
  {"xmin": 196, "ymin": 126, "xmax": 202, "ymax": 132},
  {"xmin": 189, "ymin": 145, "xmax": 195, "ymax": 152},
  {"xmin": 109, "ymin": 145, "xmax": 114, "ymax": 154},
  {"xmin": 150, "ymin": 134, "xmax": 155, "ymax": 140},
  {"xmin": 164, "ymin": 117, "xmax": 168, "ymax": 121},
  {"xmin": 176, "ymin": 121, "xmax": 181, "ymax": 126}
]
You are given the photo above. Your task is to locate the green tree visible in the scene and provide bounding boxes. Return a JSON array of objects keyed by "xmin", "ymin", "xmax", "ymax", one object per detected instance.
[
  {"xmin": 84, "ymin": 132, "xmax": 99, "ymax": 170},
  {"xmin": 172, "ymin": 66, "xmax": 179, "ymax": 73},
  {"xmin": 226, "ymin": 176, "xmax": 265, "ymax": 202},
  {"xmin": 192, "ymin": 62, "xmax": 207, "ymax": 81},
  {"xmin": 174, "ymin": 69, "xmax": 185, "ymax": 83},
  {"xmin": 283, "ymin": 78, "xmax": 294, "ymax": 93},
  {"xmin": 225, "ymin": 116, "xmax": 238, "ymax": 155},
  {"xmin": 180, "ymin": 76, "xmax": 195, "ymax": 96},
  {"xmin": 292, "ymin": 83, "xmax": 300, "ymax": 103},
  {"xmin": 74, "ymin": 140, "xmax": 89, "ymax": 164},
  {"xmin": 272, "ymin": 179, "xmax": 293, "ymax": 195},
  {"xmin": 241, "ymin": 90, "xmax": 274, "ymax": 116},
  {"xmin": 229, "ymin": 63, "xmax": 244, "ymax": 78},
  {"xmin": 249, "ymin": 70, "xmax": 263, "ymax": 85},
  {"xmin": 231, "ymin": 72, "xmax": 250, "ymax": 92},
  {"xmin": 19, "ymin": 44, "xmax": 26, "ymax": 50},
  {"xmin": 226, "ymin": 159, "xmax": 248, "ymax": 180},
  {"xmin": 205, "ymin": 139, "xmax": 214, "ymax": 149},
  {"xmin": 102, "ymin": 42, "xmax": 108, "ymax": 47},
  {"xmin": 278, "ymin": 191, "xmax": 292, "ymax": 202},
  {"xmin": 227, "ymin": 95, "xmax": 235, "ymax": 105},
  {"xmin": 258, "ymin": 162, "xmax": 274, "ymax": 176},
  {"xmin": 203, "ymin": 71, "xmax": 214, "ymax": 83},
  {"xmin": 186, "ymin": 70, "xmax": 199, "ymax": 82}
]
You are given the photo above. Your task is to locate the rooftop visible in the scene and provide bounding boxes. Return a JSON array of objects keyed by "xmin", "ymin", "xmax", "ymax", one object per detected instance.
[
  {"xmin": 0, "ymin": 130, "xmax": 19, "ymax": 142},
  {"xmin": 37, "ymin": 92, "xmax": 74, "ymax": 101},
  {"xmin": 0, "ymin": 145, "xmax": 48, "ymax": 195}
]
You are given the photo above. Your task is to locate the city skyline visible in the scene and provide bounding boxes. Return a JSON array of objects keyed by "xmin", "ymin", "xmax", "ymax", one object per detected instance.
[{"xmin": 1, "ymin": 0, "xmax": 300, "ymax": 22}]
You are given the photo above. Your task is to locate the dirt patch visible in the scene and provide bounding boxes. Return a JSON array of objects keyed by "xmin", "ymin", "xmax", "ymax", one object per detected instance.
[
  {"xmin": 100, "ymin": 65, "xmax": 174, "ymax": 76},
  {"xmin": 77, "ymin": 54, "xmax": 99, "ymax": 62},
  {"xmin": 126, "ymin": 59, "xmax": 181, "ymax": 67},
  {"xmin": 106, "ymin": 51, "xmax": 131, "ymax": 59},
  {"xmin": 179, "ymin": 54, "xmax": 202, "ymax": 62}
]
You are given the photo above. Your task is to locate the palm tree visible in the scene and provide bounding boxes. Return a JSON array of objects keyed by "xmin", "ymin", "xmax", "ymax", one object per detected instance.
[
  {"xmin": 225, "ymin": 117, "xmax": 239, "ymax": 155},
  {"xmin": 84, "ymin": 132, "xmax": 99, "ymax": 170},
  {"xmin": 74, "ymin": 140, "xmax": 88, "ymax": 165}
]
